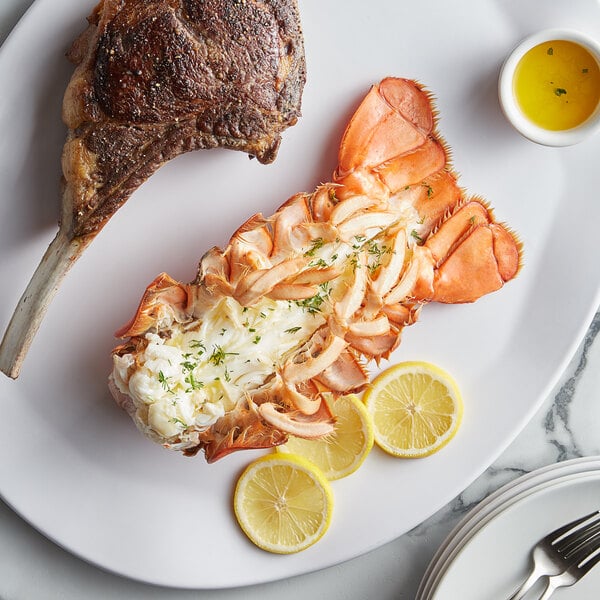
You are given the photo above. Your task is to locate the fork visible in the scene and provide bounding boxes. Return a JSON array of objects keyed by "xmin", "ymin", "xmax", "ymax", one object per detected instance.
[
  {"xmin": 537, "ymin": 528, "xmax": 600, "ymax": 599},
  {"xmin": 507, "ymin": 510, "xmax": 600, "ymax": 600}
]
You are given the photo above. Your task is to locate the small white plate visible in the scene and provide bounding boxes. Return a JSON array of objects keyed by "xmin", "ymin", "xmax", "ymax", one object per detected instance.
[{"xmin": 418, "ymin": 457, "xmax": 600, "ymax": 599}]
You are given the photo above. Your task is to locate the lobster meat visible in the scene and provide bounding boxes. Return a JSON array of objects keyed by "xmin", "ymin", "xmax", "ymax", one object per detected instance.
[{"xmin": 110, "ymin": 78, "xmax": 522, "ymax": 462}]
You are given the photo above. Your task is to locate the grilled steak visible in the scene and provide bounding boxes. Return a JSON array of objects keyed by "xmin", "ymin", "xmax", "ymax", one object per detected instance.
[
  {"xmin": 0, "ymin": 0, "xmax": 305, "ymax": 378},
  {"xmin": 63, "ymin": 0, "xmax": 306, "ymax": 238}
]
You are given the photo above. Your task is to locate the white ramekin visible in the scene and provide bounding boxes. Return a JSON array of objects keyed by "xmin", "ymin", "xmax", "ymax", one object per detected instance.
[{"xmin": 498, "ymin": 28, "xmax": 600, "ymax": 146}]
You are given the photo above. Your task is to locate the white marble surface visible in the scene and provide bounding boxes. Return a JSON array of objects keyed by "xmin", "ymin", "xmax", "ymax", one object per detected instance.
[{"xmin": 1, "ymin": 2, "xmax": 600, "ymax": 598}]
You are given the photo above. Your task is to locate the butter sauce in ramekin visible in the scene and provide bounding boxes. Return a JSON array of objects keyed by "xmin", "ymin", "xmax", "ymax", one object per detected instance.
[{"xmin": 499, "ymin": 29, "xmax": 600, "ymax": 146}]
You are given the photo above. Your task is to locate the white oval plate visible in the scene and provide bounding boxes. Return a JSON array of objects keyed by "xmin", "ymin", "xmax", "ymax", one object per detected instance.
[{"xmin": 0, "ymin": 0, "xmax": 599, "ymax": 590}]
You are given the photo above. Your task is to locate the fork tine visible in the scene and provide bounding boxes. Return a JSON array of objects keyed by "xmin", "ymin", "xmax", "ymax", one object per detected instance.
[
  {"xmin": 568, "ymin": 531, "xmax": 600, "ymax": 568},
  {"xmin": 562, "ymin": 519, "xmax": 600, "ymax": 559},
  {"xmin": 551, "ymin": 511, "xmax": 600, "ymax": 551},
  {"xmin": 579, "ymin": 547, "xmax": 600, "ymax": 571},
  {"xmin": 505, "ymin": 511, "xmax": 600, "ymax": 599},
  {"xmin": 550, "ymin": 511, "xmax": 599, "ymax": 542}
]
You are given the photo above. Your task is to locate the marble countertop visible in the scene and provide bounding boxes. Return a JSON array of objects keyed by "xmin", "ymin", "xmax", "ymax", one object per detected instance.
[{"xmin": 1, "ymin": 2, "xmax": 599, "ymax": 598}]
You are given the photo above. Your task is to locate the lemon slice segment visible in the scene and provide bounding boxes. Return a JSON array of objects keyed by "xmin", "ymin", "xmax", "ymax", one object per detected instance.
[
  {"xmin": 364, "ymin": 361, "xmax": 463, "ymax": 458},
  {"xmin": 233, "ymin": 453, "xmax": 333, "ymax": 554},
  {"xmin": 278, "ymin": 394, "xmax": 374, "ymax": 480}
]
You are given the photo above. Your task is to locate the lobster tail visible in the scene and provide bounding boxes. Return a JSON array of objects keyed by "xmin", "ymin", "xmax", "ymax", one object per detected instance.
[{"xmin": 109, "ymin": 78, "xmax": 522, "ymax": 462}]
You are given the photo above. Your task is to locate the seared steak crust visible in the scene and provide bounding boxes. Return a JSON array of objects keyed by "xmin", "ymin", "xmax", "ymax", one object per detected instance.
[{"xmin": 61, "ymin": 0, "xmax": 305, "ymax": 238}]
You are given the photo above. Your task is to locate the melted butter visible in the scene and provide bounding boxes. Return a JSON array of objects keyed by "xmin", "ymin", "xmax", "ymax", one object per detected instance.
[{"xmin": 513, "ymin": 40, "xmax": 600, "ymax": 131}]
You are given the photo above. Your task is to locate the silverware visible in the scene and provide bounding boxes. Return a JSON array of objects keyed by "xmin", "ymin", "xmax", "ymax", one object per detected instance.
[
  {"xmin": 507, "ymin": 510, "xmax": 600, "ymax": 600},
  {"xmin": 537, "ymin": 534, "xmax": 600, "ymax": 599}
]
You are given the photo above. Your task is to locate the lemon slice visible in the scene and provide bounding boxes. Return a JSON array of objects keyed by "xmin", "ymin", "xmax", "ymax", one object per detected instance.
[
  {"xmin": 278, "ymin": 394, "xmax": 374, "ymax": 480},
  {"xmin": 364, "ymin": 361, "xmax": 463, "ymax": 458},
  {"xmin": 233, "ymin": 453, "xmax": 333, "ymax": 554}
]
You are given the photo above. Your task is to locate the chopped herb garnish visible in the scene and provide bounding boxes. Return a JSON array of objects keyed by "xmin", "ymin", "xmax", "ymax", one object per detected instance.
[
  {"xmin": 366, "ymin": 239, "xmax": 390, "ymax": 258},
  {"xmin": 423, "ymin": 183, "xmax": 434, "ymax": 197},
  {"xmin": 351, "ymin": 236, "xmax": 366, "ymax": 251},
  {"xmin": 309, "ymin": 257, "xmax": 329, "ymax": 268},
  {"xmin": 209, "ymin": 345, "xmax": 239, "ymax": 366},
  {"xmin": 317, "ymin": 281, "xmax": 332, "ymax": 300},
  {"xmin": 185, "ymin": 372, "xmax": 204, "ymax": 391},
  {"xmin": 180, "ymin": 360, "xmax": 197, "ymax": 372},
  {"xmin": 365, "ymin": 239, "xmax": 392, "ymax": 273},
  {"xmin": 347, "ymin": 251, "xmax": 361, "ymax": 271},
  {"xmin": 189, "ymin": 340, "xmax": 206, "ymax": 354},
  {"xmin": 158, "ymin": 370, "xmax": 173, "ymax": 393},
  {"xmin": 304, "ymin": 237, "xmax": 325, "ymax": 257},
  {"xmin": 583, "ymin": 68, "xmax": 589, "ymax": 73},
  {"xmin": 295, "ymin": 293, "xmax": 326, "ymax": 315},
  {"xmin": 252, "ymin": 335, "xmax": 261, "ymax": 344},
  {"xmin": 411, "ymin": 230, "xmax": 423, "ymax": 243},
  {"xmin": 547, "ymin": 47, "xmax": 554, "ymax": 55},
  {"xmin": 285, "ymin": 326, "xmax": 302, "ymax": 334},
  {"xmin": 554, "ymin": 87, "xmax": 567, "ymax": 96},
  {"xmin": 170, "ymin": 418, "xmax": 188, "ymax": 428}
]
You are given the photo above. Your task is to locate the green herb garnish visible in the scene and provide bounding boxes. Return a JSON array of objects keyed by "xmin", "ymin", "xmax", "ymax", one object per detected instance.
[
  {"xmin": 411, "ymin": 230, "xmax": 423, "ymax": 243},
  {"xmin": 158, "ymin": 370, "xmax": 173, "ymax": 393},
  {"xmin": 309, "ymin": 257, "xmax": 330, "ymax": 268},
  {"xmin": 189, "ymin": 340, "xmax": 206, "ymax": 354},
  {"xmin": 365, "ymin": 239, "xmax": 392, "ymax": 273},
  {"xmin": 209, "ymin": 345, "xmax": 239, "ymax": 366},
  {"xmin": 304, "ymin": 237, "xmax": 325, "ymax": 257},
  {"xmin": 296, "ymin": 293, "xmax": 325, "ymax": 315},
  {"xmin": 185, "ymin": 372, "xmax": 204, "ymax": 392}
]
